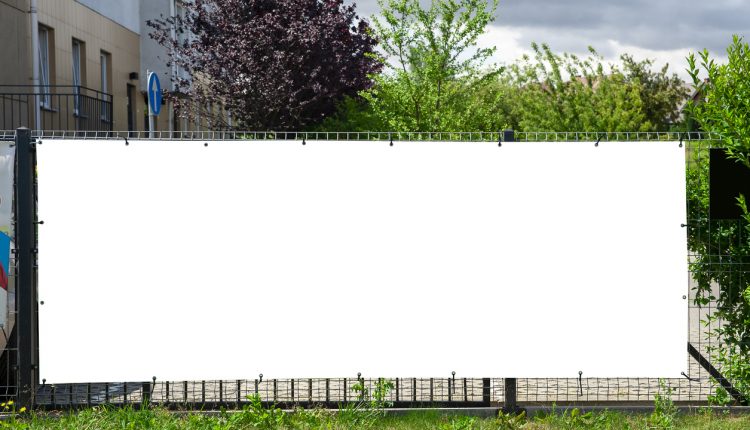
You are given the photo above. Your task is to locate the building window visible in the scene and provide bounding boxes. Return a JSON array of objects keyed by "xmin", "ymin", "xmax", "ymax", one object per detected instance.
[
  {"xmin": 38, "ymin": 26, "xmax": 51, "ymax": 108},
  {"xmin": 72, "ymin": 39, "xmax": 83, "ymax": 116},
  {"xmin": 100, "ymin": 51, "xmax": 111, "ymax": 121}
]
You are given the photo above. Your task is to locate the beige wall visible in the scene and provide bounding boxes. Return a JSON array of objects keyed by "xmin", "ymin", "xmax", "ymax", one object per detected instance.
[
  {"xmin": 0, "ymin": 0, "xmax": 31, "ymax": 86},
  {"xmin": 0, "ymin": 0, "xmax": 31, "ymax": 130},
  {"xmin": 2, "ymin": 0, "xmax": 189, "ymax": 133},
  {"xmin": 36, "ymin": 0, "xmax": 142, "ymax": 131},
  {"xmin": 0, "ymin": 0, "xmax": 150, "ymax": 131}
]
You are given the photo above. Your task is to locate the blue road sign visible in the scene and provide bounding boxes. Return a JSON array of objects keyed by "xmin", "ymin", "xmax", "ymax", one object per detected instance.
[{"xmin": 147, "ymin": 72, "xmax": 162, "ymax": 116}]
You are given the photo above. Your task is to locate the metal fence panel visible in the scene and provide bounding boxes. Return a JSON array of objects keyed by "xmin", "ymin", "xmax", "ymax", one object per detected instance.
[
  {"xmin": 1, "ymin": 130, "xmax": 739, "ymax": 409},
  {"xmin": 0, "ymin": 86, "xmax": 112, "ymax": 132}
]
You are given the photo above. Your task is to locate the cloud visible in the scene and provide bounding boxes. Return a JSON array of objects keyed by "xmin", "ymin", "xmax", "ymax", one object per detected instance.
[
  {"xmin": 475, "ymin": 29, "xmax": 718, "ymax": 81},
  {"xmin": 350, "ymin": 0, "xmax": 745, "ymax": 80},
  {"xmin": 495, "ymin": 0, "xmax": 749, "ymax": 53}
]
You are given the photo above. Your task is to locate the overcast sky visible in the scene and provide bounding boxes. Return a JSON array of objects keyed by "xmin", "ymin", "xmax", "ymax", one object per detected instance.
[{"xmin": 349, "ymin": 0, "xmax": 750, "ymax": 80}]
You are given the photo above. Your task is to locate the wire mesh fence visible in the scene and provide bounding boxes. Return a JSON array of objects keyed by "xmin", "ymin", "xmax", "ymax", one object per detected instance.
[
  {"xmin": 2, "ymin": 130, "xmax": 744, "ymax": 409},
  {"xmin": 35, "ymin": 378, "xmax": 493, "ymax": 409},
  {"xmin": 0, "ymin": 136, "xmax": 18, "ymax": 404},
  {"xmin": 30, "ymin": 376, "xmax": 718, "ymax": 409},
  {"xmin": 3, "ymin": 129, "xmax": 722, "ymax": 142}
]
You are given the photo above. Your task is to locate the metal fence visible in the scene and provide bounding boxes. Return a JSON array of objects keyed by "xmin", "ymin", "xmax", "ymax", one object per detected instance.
[
  {"xmin": 30, "ymin": 376, "xmax": 718, "ymax": 410},
  {"xmin": 35, "ymin": 378, "xmax": 494, "ymax": 410},
  {"xmin": 7, "ymin": 129, "xmax": 719, "ymax": 142},
  {"xmin": 0, "ymin": 136, "xmax": 17, "ymax": 405},
  {"xmin": 2, "ymin": 129, "xmax": 744, "ymax": 410},
  {"xmin": 0, "ymin": 86, "xmax": 113, "ymax": 132}
]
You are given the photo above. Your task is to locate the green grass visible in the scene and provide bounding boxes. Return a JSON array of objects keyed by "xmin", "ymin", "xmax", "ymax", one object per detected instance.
[{"xmin": 2, "ymin": 406, "xmax": 750, "ymax": 429}]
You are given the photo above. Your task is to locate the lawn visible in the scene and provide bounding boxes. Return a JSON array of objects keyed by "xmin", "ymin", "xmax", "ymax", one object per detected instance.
[{"xmin": 2, "ymin": 402, "xmax": 750, "ymax": 429}]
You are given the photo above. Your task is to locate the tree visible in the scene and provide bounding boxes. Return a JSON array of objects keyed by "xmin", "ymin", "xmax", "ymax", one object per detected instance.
[
  {"xmin": 360, "ymin": 0, "xmax": 502, "ymax": 131},
  {"xmin": 620, "ymin": 54, "xmax": 688, "ymax": 131},
  {"xmin": 148, "ymin": 0, "xmax": 381, "ymax": 131},
  {"xmin": 500, "ymin": 44, "xmax": 689, "ymax": 133},
  {"xmin": 688, "ymin": 35, "xmax": 750, "ymax": 167},
  {"xmin": 686, "ymin": 35, "xmax": 750, "ymax": 402},
  {"xmin": 507, "ymin": 44, "xmax": 650, "ymax": 132}
]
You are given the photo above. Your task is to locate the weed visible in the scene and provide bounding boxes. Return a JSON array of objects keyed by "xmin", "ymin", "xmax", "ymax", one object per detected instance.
[
  {"xmin": 707, "ymin": 384, "xmax": 732, "ymax": 407},
  {"xmin": 350, "ymin": 377, "xmax": 394, "ymax": 412},
  {"xmin": 589, "ymin": 409, "xmax": 633, "ymax": 430},
  {"xmin": 496, "ymin": 410, "xmax": 526, "ymax": 430},
  {"xmin": 336, "ymin": 377, "xmax": 395, "ymax": 428},
  {"xmin": 223, "ymin": 394, "xmax": 286, "ymax": 429},
  {"xmin": 0, "ymin": 400, "xmax": 28, "ymax": 429},
  {"xmin": 336, "ymin": 400, "xmax": 381, "ymax": 428},
  {"xmin": 560, "ymin": 408, "xmax": 594, "ymax": 429},
  {"xmin": 287, "ymin": 406, "xmax": 333, "ymax": 429},
  {"xmin": 439, "ymin": 415, "xmax": 477, "ymax": 430},
  {"xmin": 648, "ymin": 379, "xmax": 677, "ymax": 429}
]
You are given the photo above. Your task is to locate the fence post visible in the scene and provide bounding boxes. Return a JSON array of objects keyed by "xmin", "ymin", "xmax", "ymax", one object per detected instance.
[
  {"xmin": 502, "ymin": 129, "xmax": 515, "ymax": 143},
  {"xmin": 142, "ymin": 381, "xmax": 152, "ymax": 405},
  {"xmin": 15, "ymin": 127, "xmax": 39, "ymax": 409},
  {"xmin": 482, "ymin": 378, "xmax": 491, "ymax": 405},
  {"xmin": 503, "ymin": 378, "xmax": 520, "ymax": 414}
]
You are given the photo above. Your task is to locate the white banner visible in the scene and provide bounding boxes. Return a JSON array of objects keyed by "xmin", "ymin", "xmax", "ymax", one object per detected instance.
[
  {"xmin": 38, "ymin": 140, "xmax": 687, "ymax": 382},
  {"xmin": 0, "ymin": 142, "xmax": 15, "ymax": 328}
]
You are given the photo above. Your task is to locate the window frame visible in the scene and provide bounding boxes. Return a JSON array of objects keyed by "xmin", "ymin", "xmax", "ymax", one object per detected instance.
[
  {"xmin": 99, "ymin": 51, "xmax": 112, "ymax": 122},
  {"xmin": 38, "ymin": 26, "xmax": 51, "ymax": 109},
  {"xmin": 72, "ymin": 39, "xmax": 83, "ymax": 116}
]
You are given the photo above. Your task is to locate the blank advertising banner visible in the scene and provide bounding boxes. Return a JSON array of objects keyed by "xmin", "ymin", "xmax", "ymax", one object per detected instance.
[{"xmin": 37, "ymin": 140, "xmax": 687, "ymax": 382}]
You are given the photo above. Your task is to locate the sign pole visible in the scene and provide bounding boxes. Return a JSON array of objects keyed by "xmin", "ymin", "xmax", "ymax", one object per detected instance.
[
  {"xmin": 146, "ymin": 70, "xmax": 162, "ymax": 138},
  {"xmin": 147, "ymin": 70, "xmax": 155, "ymax": 138}
]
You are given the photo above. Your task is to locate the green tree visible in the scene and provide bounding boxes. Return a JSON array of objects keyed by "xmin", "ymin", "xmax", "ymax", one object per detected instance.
[
  {"xmin": 686, "ymin": 35, "xmax": 750, "ymax": 402},
  {"xmin": 688, "ymin": 35, "xmax": 750, "ymax": 167},
  {"xmin": 362, "ymin": 0, "xmax": 502, "ymax": 131},
  {"xmin": 312, "ymin": 95, "xmax": 385, "ymax": 132},
  {"xmin": 507, "ymin": 44, "xmax": 651, "ymax": 132},
  {"xmin": 620, "ymin": 54, "xmax": 689, "ymax": 131},
  {"xmin": 503, "ymin": 44, "xmax": 688, "ymax": 133}
]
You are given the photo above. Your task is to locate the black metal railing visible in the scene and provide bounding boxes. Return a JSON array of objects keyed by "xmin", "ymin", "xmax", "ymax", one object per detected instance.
[{"xmin": 0, "ymin": 85, "xmax": 112, "ymax": 132}]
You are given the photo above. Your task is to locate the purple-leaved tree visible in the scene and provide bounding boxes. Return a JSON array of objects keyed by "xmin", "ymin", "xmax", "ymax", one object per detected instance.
[{"xmin": 148, "ymin": 0, "xmax": 381, "ymax": 131}]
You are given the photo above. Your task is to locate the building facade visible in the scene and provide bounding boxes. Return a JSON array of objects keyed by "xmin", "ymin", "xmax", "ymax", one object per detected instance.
[{"xmin": 0, "ymin": 0, "xmax": 179, "ymax": 133}]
